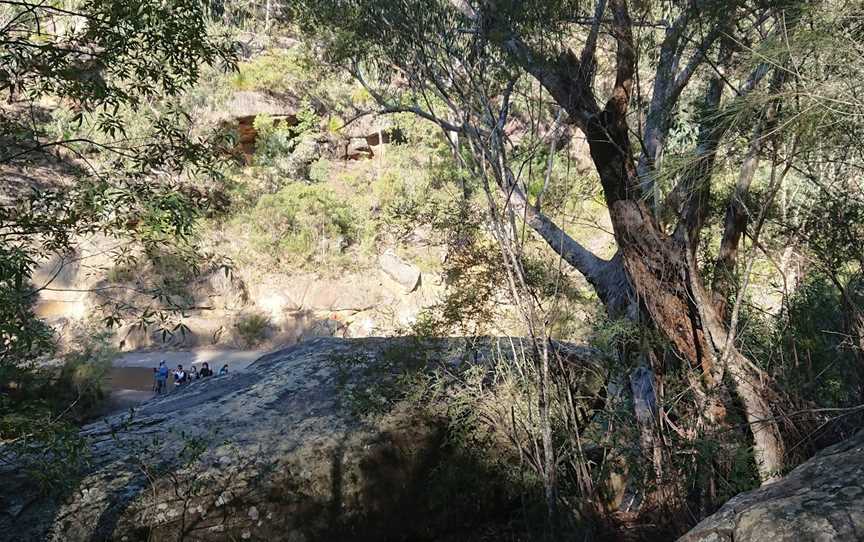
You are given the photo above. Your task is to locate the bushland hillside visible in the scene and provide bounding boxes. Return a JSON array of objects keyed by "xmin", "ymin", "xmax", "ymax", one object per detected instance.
[{"xmin": 3, "ymin": 1, "xmax": 864, "ymax": 541}]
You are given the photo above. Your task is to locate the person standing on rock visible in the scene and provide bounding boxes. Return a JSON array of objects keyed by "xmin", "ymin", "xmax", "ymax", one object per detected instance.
[
  {"xmin": 199, "ymin": 362, "xmax": 213, "ymax": 378},
  {"xmin": 155, "ymin": 361, "xmax": 169, "ymax": 394},
  {"xmin": 218, "ymin": 364, "xmax": 229, "ymax": 376}
]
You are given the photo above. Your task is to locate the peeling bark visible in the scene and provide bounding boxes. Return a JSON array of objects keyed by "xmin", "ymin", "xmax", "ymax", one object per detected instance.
[{"xmin": 612, "ymin": 200, "xmax": 716, "ymax": 385}]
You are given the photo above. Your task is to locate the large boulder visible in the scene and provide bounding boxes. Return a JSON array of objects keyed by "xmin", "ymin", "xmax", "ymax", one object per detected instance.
[
  {"xmin": 378, "ymin": 251, "xmax": 421, "ymax": 293},
  {"xmin": 281, "ymin": 135, "xmax": 324, "ymax": 179},
  {"xmin": 680, "ymin": 431, "xmax": 864, "ymax": 542},
  {"xmin": 337, "ymin": 115, "xmax": 406, "ymax": 160},
  {"xmin": 0, "ymin": 337, "xmax": 598, "ymax": 541},
  {"xmin": 344, "ymin": 136, "xmax": 374, "ymax": 160}
]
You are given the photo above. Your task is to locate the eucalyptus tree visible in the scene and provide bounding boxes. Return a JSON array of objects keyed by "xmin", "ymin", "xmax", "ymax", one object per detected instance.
[{"xmin": 290, "ymin": 0, "xmax": 824, "ymax": 488}]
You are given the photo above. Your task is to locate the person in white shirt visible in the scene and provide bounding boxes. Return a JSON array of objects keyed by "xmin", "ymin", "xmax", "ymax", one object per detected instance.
[{"xmin": 173, "ymin": 364, "xmax": 188, "ymax": 388}]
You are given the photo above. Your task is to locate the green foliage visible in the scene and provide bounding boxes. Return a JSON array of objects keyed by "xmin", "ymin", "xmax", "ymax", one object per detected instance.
[
  {"xmin": 233, "ymin": 311, "xmax": 271, "ymax": 346},
  {"xmin": 377, "ymin": 153, "xmax": 478, "ymax": 239},
  {"xmin": 231, "ymin": 51, "xmax": 313, "ymax": 93},
  {"xmin": 0, "ymin": 0, "xmax": 234, "ymax": 347},
  {"xmin": 57, "ymin": 331, "xmax": 116, "ymax": 418},
  {"xmin": 253, "ymin": 113, "xmax": 297, "ymax": 165},
  {"xmin": 247, "ymin": 104, "xmax": 322, "ymax": 190},
  {"xmin": 412, "ymin": 236, "xmax": 501, "ymax": 338},
  {"xmin": 229, "ymin": 44, "xmax": 356, "ymax": 117},
  {"xmin": 307, "ymin": 158, "xmax": 332, "ymax": 183},
  {"xmin": 0, "ymin": 0, "xmax": 234, "ymax": 109},
  {"xmin": 802, "ymin": 192, "xmax": 864, "ymax": 273},
  {"xmin": 432, "ymin": 340, "xmax": 612, "ymax": 536},
  {"xmin": 294, "ymin": 102, "xmax": 322, "ymax": 135},
  {"xmin": 0, "ymin": 330, "xmax": 116, "ymax": 494},
  {"xmin": 588, "ymin": 315, "xmax": 644, "ymax": 355},
  {"xmin": 777, "ymin": 274, "xmax": 859, "ymax": 407},
  {"xmin": 0, "ymin": 0, "xmax": 238, "ymax": 502},
  {"xmin": 236, "ymin": 183, "xmax": 356, "ymax": 267},
  {"xmin": 0, "ymin": 246, "xmax": 55, "ymax": 372},
  {"xmin": 521, "ymin": 254, "xmax": 585, "ymax": 302},
  {"xmin": 0, "ymin": 403, "xmax": 88, "ymax": 493}
]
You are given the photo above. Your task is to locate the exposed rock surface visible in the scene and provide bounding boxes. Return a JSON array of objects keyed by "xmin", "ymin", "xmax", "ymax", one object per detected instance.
[
  {"xmin": 216, "ymin": 91, "xmax": 300, "ymax": 158},
  {"xmin": 1, "ymin": 337, "xmax": 597, "ymax": 541},
  {"xmin": 32, "ymin": 232, "xmax": 444, "ymax": 351},
  {"xmin": 221, "ymin": 91, "xmax": 299, "ymax": 121},
  {"xmin": 680, "ymin": 431, "xmax": 864, "ymax": 542},
  {"xmin": 378, "ymin": 250, "xmax": 422, "ymax": 293},
  {"xmin": 344, "ymin": 136, "xmax": 374, "ymax": 160},
  {"xmin": 282, "ymin": 134, "xmax": 324, "ymax": 178}
]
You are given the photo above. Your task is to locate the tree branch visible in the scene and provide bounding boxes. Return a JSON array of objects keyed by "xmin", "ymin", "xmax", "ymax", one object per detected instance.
[
  {"xmin": 608, "ymin": 0, "xmax": 636, "ymax": 113},
  {"xmin": 578, "ymin": 0, "xmax": 607, "ymax": 84},
  {"xmin": 506, "ymin": 179, "xmax": 611, "ymax": 289}
]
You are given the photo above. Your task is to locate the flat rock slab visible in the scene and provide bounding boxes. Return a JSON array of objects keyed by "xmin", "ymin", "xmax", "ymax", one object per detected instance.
[{"xmin": 1, "ymin": 337, "xmax": 600, "ymax": 541}]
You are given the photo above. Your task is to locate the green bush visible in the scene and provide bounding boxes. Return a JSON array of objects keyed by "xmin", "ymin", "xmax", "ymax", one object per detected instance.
[
  {"xmin": 229, "ymin": 47, "xmax": 355, "ymax": 116},
  {"xmin": 231, "ymin": 51, "xmax": 311, "ymax": 93},
  {"xmin": 307, "ymin": 158, "xmax": 332, "ymax": 183},
  {"xmin": 1, "ymin": 328, "xmax": 114, "ymax": 493},
  {"xmin": 251, "ymin": 105, "xmax": 321, "ymax": 187},
  {"xmin": 57, "ymin": 332, "xmax": 116, "ymax": 418},
  {"xmin": 237, "ymin": 183, "xmax": 356, "ymax": 267},
  {"xmin": 233, "ymin": 311, "xmax": 271, "ymax": 346},
  {"xmin": 776, "ymin": 274, "xmax": 858, "ymax": 407}
]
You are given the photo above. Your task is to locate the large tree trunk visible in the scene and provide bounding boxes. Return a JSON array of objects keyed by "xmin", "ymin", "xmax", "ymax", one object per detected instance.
[
  {"xmin": 609, "ymin": 199, "xmax": 784, "ymax": 481},
  {"xmin": 516, "ymin": 188, "xmax": 786, "ymax": 482}
]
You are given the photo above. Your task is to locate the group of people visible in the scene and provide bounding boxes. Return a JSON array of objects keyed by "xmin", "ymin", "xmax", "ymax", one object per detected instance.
[{"xmin": 153, "ymin": 360, "xmax": 229, "ymax": 394}]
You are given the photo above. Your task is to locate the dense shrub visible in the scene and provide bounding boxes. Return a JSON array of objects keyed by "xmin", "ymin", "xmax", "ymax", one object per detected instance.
[
  {"xmin": 1, "ymin": 329, "xmax": 115, "ymax": 493},
  {"xmin": 236, "ymin": 183, "xmax": 356, "ymax": 267},
  {"xmin": 777, "ymin": 274, "xmax": 860, "ymax": 407},
  {"xmin": 231, "ymin": 51, "xmax": 312, "ymax": 94},
  {"xmin": 56, "ymin": 332, "xmax": 116, "ymax": 419},
  {"xmin": 233, "ymin": 311, "xmax": 272, "ymax": 346}
]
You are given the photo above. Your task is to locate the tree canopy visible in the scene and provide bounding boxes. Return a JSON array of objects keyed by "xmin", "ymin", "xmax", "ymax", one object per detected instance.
[{"xmin": 0, "ymin": 0, "xmax": 234, "ymax": 487}]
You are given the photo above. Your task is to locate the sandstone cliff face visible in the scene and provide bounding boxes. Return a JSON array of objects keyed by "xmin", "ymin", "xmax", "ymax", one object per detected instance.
[
  {"xmin": 32, "ymin": 235, "xmax": 440, "ymax": 352},
  {"xmin": 680, "ymin": 431, "xmax": 864, "ymax": 542},
  {"xmin": 0, "ymin": 337, "xmax": 551, "ymax": 542}
]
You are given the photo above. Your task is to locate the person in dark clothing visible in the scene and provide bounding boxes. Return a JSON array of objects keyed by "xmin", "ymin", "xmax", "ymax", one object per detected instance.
[{"xmin": 199, "ymin": 362, "xmax": 213, "ymax": 378}]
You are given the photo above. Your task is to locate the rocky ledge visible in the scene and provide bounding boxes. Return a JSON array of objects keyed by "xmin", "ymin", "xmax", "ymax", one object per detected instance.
[
  {"xmin": 0, "ymin": 337, "xmax": 597, "ymax": 542},
  {"xmin": 680, "ymin": 430, "xmax": 864, "ymax": 541}
]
